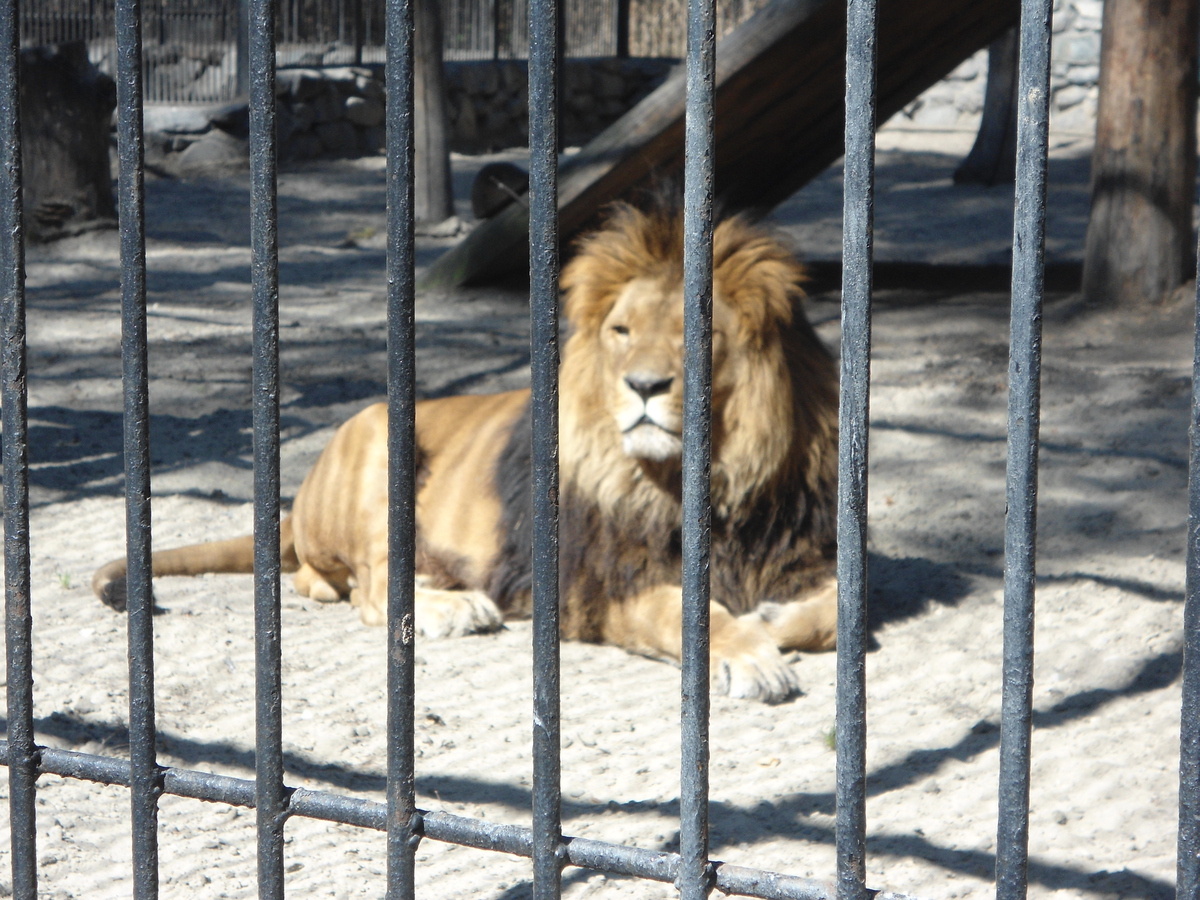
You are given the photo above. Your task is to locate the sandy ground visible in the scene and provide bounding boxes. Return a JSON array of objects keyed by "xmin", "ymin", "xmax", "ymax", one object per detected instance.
[{"xmin": 0, "ymin": 123, "xmax": 1190, "ymax": 900}]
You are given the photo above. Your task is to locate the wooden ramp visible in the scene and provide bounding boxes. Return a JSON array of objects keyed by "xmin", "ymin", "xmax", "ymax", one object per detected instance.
[{"xmin": 422, "ymin": 0, "xmax": 1020, "ymax": 289}]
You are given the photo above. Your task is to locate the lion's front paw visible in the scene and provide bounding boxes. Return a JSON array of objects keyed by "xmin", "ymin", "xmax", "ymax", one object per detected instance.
[
  {"xmin": 710, "ymin": 617, "xmax": 799, "ymax": 703},
  {"xmin": 413, "ymin": 588, "xmax": 504, "ymax": 638}
]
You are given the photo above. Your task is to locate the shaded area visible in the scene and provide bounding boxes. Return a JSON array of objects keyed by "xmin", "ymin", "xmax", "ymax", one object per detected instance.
[
  {"xmin": 27, "ymin": 405, "xmax": 320, "ymax": 501},
  {"xmin": 866, "ymin": 553, "xmax": 974, "ymax": 630}
]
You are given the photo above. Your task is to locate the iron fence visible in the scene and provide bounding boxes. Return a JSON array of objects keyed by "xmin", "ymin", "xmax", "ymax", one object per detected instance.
[
  {"xmin": 2, "ymin": 0, "xmax": 1197, "ymax": 897},
  {"xmin": 20, "ymin": 0, "xmax": 769, "ymax": 104}
]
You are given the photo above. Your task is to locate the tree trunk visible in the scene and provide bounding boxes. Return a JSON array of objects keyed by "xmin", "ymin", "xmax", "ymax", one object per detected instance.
[
  {"xmin": 20, "ymin": 42, "xmax": 117, "ymax": 243},
  {"xmin": 954, "ymin": 28, "xmax": 1017, "ymax": 186},
  {"xmin": 414, "ymin": 0, "xmax": 454, "ymax": 224},
  {"xmin": 1081, "ymin": 0, "xmax": 1198, "ymax": 308}
]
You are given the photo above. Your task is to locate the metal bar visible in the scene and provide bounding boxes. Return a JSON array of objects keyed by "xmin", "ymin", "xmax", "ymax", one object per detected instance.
[
  {"xmin": 247, "ymin": 0, "xmax": 287, "ymax": 888},
  {"xmin": 1179, "ymin": 248, "xmax": 1200, "ymax": 898},
  {"xmin": 352, "ymin": 0, "xmax": 363, "ymax": 64},
  {"xmin": 679, "ymin": 0, "xmax": 715, "ymax": 891},
  {"xmin": 836, "ymin": 0, "xmax": 876, "ymax": 897},
  {"xmin": 384, "ymin": 0, "xmax": 418, "ymax": 890},
  {"xmin": 114, "ymin": 0, "xmax": 161, "ymax": 892},
  {"xmin": 0, "ymin": 1, "xmax": 34, "ymax": 896},
  {"xmin": 615, "ymin": 0, "xmax": 630, "ymax": 57},
  {"xmin": 527, "ymin": 0, "xmax": 562, "ymax": 888},
  {"xmin": 1179, "ymin": 172, "xmax": 1200, "ymax": 900},
  {"xmin": 995, "ymin": 0, "xmax": 1051, "ymax": 897},
  {"xmin": 0, "ymin": 741, "xmax": 849, "ymax": 900}
]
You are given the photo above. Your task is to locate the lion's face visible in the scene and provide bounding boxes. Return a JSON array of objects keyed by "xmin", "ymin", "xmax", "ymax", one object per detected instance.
[
  {"xmin": 598, "ymin": 277, "xmax": 737, "ymax": 462},
  {"xmin": 559, "ymin": 206, "xmax": 836, "ymax": 514}
]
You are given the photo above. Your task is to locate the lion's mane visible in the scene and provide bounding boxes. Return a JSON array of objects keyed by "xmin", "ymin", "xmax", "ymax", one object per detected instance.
[{"xmin": 488, "ymin": 206, "xmax": 839, "ymax": 637}]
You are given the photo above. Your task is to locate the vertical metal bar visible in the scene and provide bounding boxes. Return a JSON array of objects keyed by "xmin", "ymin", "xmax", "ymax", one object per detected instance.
[
  {"xmin": 1179, "ymin": 228, "xmax": 1200, "ymax": 900},
  {"xmin": 491, "ymin": 0, "xmax": 500, "ymax": 58},
  {"xmin": 352, "ymin": 0, "xmax": 363, "ymax": 63},
  {"xmin": 836, "ymin": 0, "xmax": 876, "ymax": 896},
  {"xmin": 114, "ymin": 0, "xmax": 161, "ymax": 892},
  {"xmin": 995, "ymin": 0, "xmax": 1051, "ymax": 896},
  {"xmin": 0, "ymin": 5, "xmax": 35, "ymax": 899},
  {"xmin": 615, "ymin": 0, "xmax": 629, "ymax": 58},
  {"xmin": 248, "ymin": 0, "xmax": 286, "ymax": 889},
  {"xmin": 384, "ymin": 0, "xmax": 418, "ymax": 892},
  {"xmin": 528, "ymin": 0, "xmax": 562, "ymax": 889},
  {"xmin": 678, "ymin": 0, "xmax": 714, "ymax": 891},
  {"xmin": 236, "ymin": 0, "xmax": 249, "ymax": 97}
]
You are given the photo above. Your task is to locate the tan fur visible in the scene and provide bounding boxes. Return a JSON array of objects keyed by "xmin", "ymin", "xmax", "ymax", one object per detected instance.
[{"xmin": 93, "ymin": 206, "xmax": 838, "ymax": 702}]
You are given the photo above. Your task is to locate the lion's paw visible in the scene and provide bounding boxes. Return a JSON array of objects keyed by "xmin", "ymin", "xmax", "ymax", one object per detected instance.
[
  {"xmin": 413, "ymin": 588, "xmax": 504, "ymax": 638},
  {"xmin": 95, "ymin": 574, "xmax": 129, "ymax": 612},
  {"xmin": 712, "ymin": 644, "xmax": 799, "ymax": 704}
]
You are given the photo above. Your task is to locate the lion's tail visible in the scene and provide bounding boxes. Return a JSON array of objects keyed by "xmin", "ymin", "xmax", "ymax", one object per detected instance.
[{"xmin": 93, "ymin": 516, "xmax": 300, "ymax": 611}]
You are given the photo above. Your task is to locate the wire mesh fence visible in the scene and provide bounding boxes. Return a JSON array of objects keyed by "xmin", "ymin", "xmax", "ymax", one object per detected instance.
[{"xmin": 19, "ymin": 0, "xmax": 770, "ymax": 103}]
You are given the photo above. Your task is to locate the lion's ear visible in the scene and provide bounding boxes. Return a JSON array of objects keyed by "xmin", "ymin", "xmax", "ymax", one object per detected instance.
[
  {"xmin": 714, "ymin": 219, "xmax": 805, "ymax": 345},
  {"xmin": 561, "ymin": 251, "xmax": 617, "ymax": 336},
  {"xmin": 561, "ymin": 204, "xmax": 669, "ymax": 334}
]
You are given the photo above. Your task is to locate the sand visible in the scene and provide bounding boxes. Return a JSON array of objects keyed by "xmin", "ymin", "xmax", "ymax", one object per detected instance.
[{"xmin": 0, "ymin": 125, "xmax": 1188, "ymax": 900}]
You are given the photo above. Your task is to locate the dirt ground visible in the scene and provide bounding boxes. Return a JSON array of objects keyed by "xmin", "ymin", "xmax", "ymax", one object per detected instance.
[{"xmin": 0, "ymin": 123, "xmax": 1189, "ymax": 900}]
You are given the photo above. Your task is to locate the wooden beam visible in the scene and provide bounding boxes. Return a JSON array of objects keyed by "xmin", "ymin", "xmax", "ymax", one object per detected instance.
[{"xmin": 421, "ymin": 0, "xmax": 1019, "ymax": 289}]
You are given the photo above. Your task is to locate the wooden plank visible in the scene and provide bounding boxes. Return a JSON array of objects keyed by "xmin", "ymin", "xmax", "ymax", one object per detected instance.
[{"xmin": 421, "ymin": 0, "xmax": 1019, "ymax": 289}]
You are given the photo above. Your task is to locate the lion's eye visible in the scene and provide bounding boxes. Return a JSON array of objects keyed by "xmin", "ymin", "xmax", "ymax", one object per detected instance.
[{"xmin": 611, "ymin": 324, "xmax": 629, "ymax": 336}]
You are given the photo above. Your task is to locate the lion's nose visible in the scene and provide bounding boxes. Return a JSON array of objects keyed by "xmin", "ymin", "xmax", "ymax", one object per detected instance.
[{"xmin": 624, "ymin": 373, "xmax": 673, "ymax": 401}]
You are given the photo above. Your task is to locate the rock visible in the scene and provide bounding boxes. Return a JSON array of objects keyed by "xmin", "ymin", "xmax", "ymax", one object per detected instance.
[
  {"xmin": 315, "ymin": 121, "xmax": 359, "ymax": 155},
  {"xmin": 344, "ymin": 95, "xmax": 384, "ymax": 127},
  {"xmin": 142, "ymin": 104, "xmax": 214, "ymax": 134},
  {"xmin": 277, "ymin": 68, "xmax": 327, "ymax": 102},
  {"xmin": 175, "ymin": 128, "xmax": 248, "ymax": 172},
  {"xmin": 289, "ymin": 101, "xmax": 316, "ymax": 133},
  {"xmin": 208, "ymin": 101, "xmax": 249, "ymax": 138},
  {"xmin": 359, "ymin": 126, "xmax": 385, "ymax": 155},
  {"xmin": 356, "ymin": 75, "xmax": 385, "ymax": 101},
  {"xmin": 312, "ymin": 85, "xmax": 345, "ymax": 124},
  {"xmin": 285, "ymin": 132, "xmax": 323, "ymax": 161}
]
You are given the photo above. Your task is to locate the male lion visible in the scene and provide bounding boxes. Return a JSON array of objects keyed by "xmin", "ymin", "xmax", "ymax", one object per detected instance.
[{"xmin": 94, "ymin": 206, "xmax": 839, "ymax": 702}]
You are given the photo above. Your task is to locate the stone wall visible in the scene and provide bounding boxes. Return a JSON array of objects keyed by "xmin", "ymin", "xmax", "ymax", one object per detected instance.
[
  {"xmin": 143, "ymin": 57, "xmax": 677, "ymax": 168},
  {"xmin": 445, "ymin": 58, "xmax": 676, "ymax": 152},
  {"xmin": 891, "ymin": 0, "xmax": 1102, "ymax": 132}
]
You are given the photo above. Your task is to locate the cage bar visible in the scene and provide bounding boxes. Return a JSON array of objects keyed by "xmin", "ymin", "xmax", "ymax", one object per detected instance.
[
  {"xmin": 678, "ymin": 0, "xmax": 715, "ymax": 891},
  {"xmin": 114, "ymin": 0, "xmax": 161, "ymax": 893},
  {"xmin": 1, "ymin": 739, "xmax": 850, "ymax": 900},
  {"xmin": 1180, "ymin": 179, "xmax": 1200, "ymax": 900},
  {"xmin": 527, "ymin": 0, "xmax": 563, "ymax": 890},
  {"xmin": 0, "ymin": 0, "xmax": 35, "ymax": 896},
  {"xmin": 247, "ymin": 0, "xmax": 287, "ymax": 891},
  {"xmin": 994, "ymin": 0, "xmax": 1052, "ymax": 898},
  {"xmin": 835, "ymin": 0, "xmax": 876, "ymax": 898},
  {"xmin": 384, "ymin": 0, "xmax": 419, "ymax": 892}
]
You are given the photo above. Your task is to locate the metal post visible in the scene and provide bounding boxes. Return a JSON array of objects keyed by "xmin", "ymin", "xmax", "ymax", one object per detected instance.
[
  {"xmin": 995, "ymin": 0, "xmax": 1052, "ymax": 897},
  {"xmin": 353, "ymin": 0, "xmax": 364, "ymax": 64},
  {"xmin": 114, "ymin": 0, "xmax": 161, "ymax": 892},
  {"xmin": 1179, "ymin": 233, "xmax": 1200, "ymax": 900},
  {"xmin": 385, "ymin": 0, "xmax": 419, "ymax": 892},
  {"xmin": 836, "ymin": 0, "xmax": 876, "ymax": 897},
  {"xmin": 237, "ymin": 0, "xmax": 249, "ymax": 97},
  {"xmin": 615, "ymin": 0, "xmax": 629, "ymax": 57},
  {"xmin": 0, "ymin": 3, "xmax": 35, "ymax": 897},
  {"xmin": 528, "ymin": 0, "xmax": 562, "ymax": 889},
  {"xmin": 247, "ymin": 0, "xmax": 287, "ymax": 889},
  {"xmin": 679, "ymin": 0, "xmax": 715, "ymax": 892}
]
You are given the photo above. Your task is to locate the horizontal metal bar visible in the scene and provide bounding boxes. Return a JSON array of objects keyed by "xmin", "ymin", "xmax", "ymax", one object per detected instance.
[{"xmin": 1, "ymin": 740, "xmax": 875, "ymax": 900}]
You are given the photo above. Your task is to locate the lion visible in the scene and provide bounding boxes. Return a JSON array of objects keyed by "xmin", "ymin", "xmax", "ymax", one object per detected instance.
[{"xmin": 93, "ymin": 205, "xmax": 839, "ymax": 702}]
